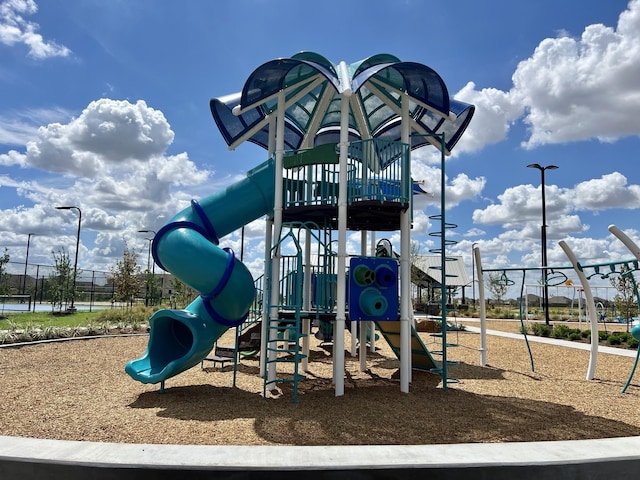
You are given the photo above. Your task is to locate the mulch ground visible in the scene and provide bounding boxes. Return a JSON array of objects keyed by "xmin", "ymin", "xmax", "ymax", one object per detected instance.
[{"xmin": 1, "ymin": 319, "xmax": 639, "ymax": 446}]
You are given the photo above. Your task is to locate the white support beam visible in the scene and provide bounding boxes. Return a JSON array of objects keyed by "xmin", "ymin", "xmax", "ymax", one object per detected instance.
[
  {"xmin": 559, "ymin": 240, "xmax": 599, "ymax": 380},
  {"xmin": 334, "ymin": 88, "xmax": 351, "ymax": 397},
  {"xmin": 399, "ymin": 94, "xmax": 411, "ymax": 393}
]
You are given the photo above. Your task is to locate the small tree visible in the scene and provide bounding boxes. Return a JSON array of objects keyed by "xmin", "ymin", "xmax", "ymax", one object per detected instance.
[
  {"xmin": 171, "ymin": 277, "xmax": 197, "ymax": 309},
  {"xmin": 48, "ymin": 249, "xmax": 73, "ymax": 312},
  {"xmin": 110, "ymin": 246, "xmax": 142, "ymax": 309},
  {"xmin": 487, "ymin": 272, "xmax": 508, "ymax": 306},
  {"xmin": 0, "ymin": 248, "xmax": 10, "ymax": 316},
  {"xmin": 610, "ymin": 265, "xmax": 639, "ymax": 332},
  {"xmin": 142, "ymin": 269, "xmax": 161, "ymax": 306},
  {"xmin": 409, "ymin": 241, "xmax": 423, "ymax": 306}
]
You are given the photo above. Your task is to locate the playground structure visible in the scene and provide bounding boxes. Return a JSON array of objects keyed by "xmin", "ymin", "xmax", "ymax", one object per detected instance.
[
  {"xmin": 6, "ymin": 53, "xmax": 640, "ymax": 480},
  {"xmin": 125, "ymin": 52, "xmax": 475, "ymax": 399},
  {"xmin": 474, "ymin": 224, "xmax": 640, "ymax": 393}
]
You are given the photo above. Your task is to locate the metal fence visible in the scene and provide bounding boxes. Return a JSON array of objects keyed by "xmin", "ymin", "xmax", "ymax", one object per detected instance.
[{"xmin": 0, "ymin": 260, "xmax": 115, "ymax": 312}]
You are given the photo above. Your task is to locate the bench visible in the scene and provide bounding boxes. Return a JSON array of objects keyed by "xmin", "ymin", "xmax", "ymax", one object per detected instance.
[{"xmin": 201, "ymin": 344, "xmax": 236, "ymax": 370}]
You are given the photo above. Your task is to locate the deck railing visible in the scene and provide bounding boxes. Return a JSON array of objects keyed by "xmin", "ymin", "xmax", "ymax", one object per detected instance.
[{"xmin": 281, "ymin": 138, "xmax": 410, "ymax": 209}]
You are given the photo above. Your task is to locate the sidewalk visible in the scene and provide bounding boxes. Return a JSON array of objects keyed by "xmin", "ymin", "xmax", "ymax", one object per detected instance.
[{"xmin": 463, "ymin": 324, "xmax": 638, "ymax": 358}]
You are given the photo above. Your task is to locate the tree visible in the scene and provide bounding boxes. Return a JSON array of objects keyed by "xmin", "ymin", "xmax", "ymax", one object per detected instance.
[
  {"xmin": 610, "ymin": 265, "xmax": 639, "ymax": 332},
  {"xmin": 48, "ymin": 249, "xmax": 74, "ymax": 312},
  {"xmin": 142, "ymin": 269, "xmax": 161, "ymax": 306},
  {"xmin": 0, "ymin": 248, "xmax": 10, "ymax": 316},
  {"xmin": 110, "ymin": 246, "xmax": 142, "ymax": 309},
  {"xmin": 487, "ymin": 271, "xmax": 508, "ymax": 305},
  {"xmin": 171, "ymin": 277, "xmax": 197, "ymax": 309},
  {"xmin": 409, "ymin": 241, "xmax": 425, "ymax": 306}
]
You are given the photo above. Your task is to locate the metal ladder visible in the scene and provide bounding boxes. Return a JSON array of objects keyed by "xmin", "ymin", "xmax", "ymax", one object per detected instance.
[{"xmin": 263, "ymin": 230, "xmax": 307, "ymax": 403}]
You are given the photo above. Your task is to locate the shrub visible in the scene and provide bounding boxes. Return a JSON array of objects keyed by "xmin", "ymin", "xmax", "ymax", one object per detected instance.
[
  {"xmin": 607, "ymin": 334, "xmax": 622, "ymax": 346},
  {"xmin": 530, "ymin": 323, "xmax": 552, "ymax": 337},
  {"xmin": 552, "ymin": 324, "xmax": 571, "ymax": 339},
  {"xmin": 628, "ymin": 337, "xmax": 639, "ymax": 349},
  {"xmin": 95, "ymin": 304, "xmax": 152, "ymax": 325},
  {"xmin": 568, "ymin": 332, "xmax": 582, "ymax": 342},
  {"xmin": 616, "ymin": 332, "xmax": 632, "ymax": 344}
]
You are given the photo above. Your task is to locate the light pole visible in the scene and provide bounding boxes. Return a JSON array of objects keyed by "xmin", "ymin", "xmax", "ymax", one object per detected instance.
[
  {"xmin": 56, "ymin": 206, "xmax": 81, "ymax": 310},
  {"xmin": 22, "ymin": 233, "xmax": 34, "ymax": 296},
  {"xmin": 138, "ymin": 230, "xmax": 156, "ymax": 306},
  {"xmin": 137, "ymin": 230, "xmax": 156, "ymax": 274},
  {"xmin": 527, "ymin": 163, "xmax": 558, "ymax": 325},
  {"xmin": 471, "ymin": 242, "xmax": 478, "ymax": 312}
]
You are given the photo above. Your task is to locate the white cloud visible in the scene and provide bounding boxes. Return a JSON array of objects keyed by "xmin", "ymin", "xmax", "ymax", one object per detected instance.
[
  {"xmin": 463, "ymin": 227, "xmax": 486, "ymax": 238},
  {"xmin": 471, "ymin": 184, "xmax": 576, "ymax": 242},
  {"xmin": 5, "ymin": 99, "xmax": 194, "ymax": 182},
  {"xmin": 0, "ymin": 108, "xmax": 72, "ymax": 148},
  {"xmin": 572, "ymin": 172, "xmax": 640, "ymax": 210},
  {"xmin": 472, "ymin": 184, "xmax": 539, "ymax": 227},
  {"xmin": 471, "ymin": 170, "xmax": 640, "ymax": 246},
  {"xmin": 451, "ymin": 0, "xmax": 640, "ymax": 153},
  {"xmin": 411, "ymin": 163, "xmax": 485, "ymax": 210},
  {"xmin": 0, "ymin": 0, "xmax": 71, "ymax": 59},
  {"xmin": 0, "ymin": 98, "xmax": 211, "ymax": 271},
  {"xmin": 453, "ymin": 82, "xmax": 523, "ymax": 153},
  {"xmin": 473, "ymin": 172, "xmax": 640, "ymax": 246},
  {"xmin": 514, "ymin": 0, "xmax": 640, "ymax": 148}
]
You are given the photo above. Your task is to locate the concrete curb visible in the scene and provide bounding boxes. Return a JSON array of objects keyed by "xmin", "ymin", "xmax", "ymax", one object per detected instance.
[{"xmin": 1, "ymin": 435, "xmax": 640, "ymax": 479}]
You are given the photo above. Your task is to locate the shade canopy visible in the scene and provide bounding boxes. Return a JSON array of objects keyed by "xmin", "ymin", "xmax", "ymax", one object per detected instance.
[{"xmin": 210, "ymin": 52, "xmax": 474, "ymax": 157}]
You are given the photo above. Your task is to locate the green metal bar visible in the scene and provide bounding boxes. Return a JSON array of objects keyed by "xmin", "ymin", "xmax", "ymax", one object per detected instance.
[
  {"xmin": 439, "ymin": 133, "xmax": 448, "ymax": 391},
  {"xmin": 518, "ymin": 269, "xmax": 535, "ymax": 372},
  {"xmin": 482, "ymin": 258, "xmax": 640, "ymax": 273},
  {"xmin": 621, "ymin": 348, "xmax": 640, "ymax": 393},
  {"xmin": 621, "ymin": 272, "xmax": 640, "ymax": 393}
]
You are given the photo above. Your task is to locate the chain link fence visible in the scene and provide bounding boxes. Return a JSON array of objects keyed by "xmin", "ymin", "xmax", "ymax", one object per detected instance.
[
  {"xmin": 0, "ymin": 261, "xmax": 114, "ymax": 313},
  {"xmin": 0, "ymin": 261, "xmax": 182, "ymax": 313}
]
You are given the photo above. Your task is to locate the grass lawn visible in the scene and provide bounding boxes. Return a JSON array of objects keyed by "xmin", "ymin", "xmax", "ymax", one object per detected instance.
[{"xmin": 0, "ymin": 310, "xmax": 105, "ymax": 328}]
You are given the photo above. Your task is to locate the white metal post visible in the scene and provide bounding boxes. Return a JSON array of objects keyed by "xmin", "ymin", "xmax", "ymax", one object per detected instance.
[
  {"xmin": 473, "ymin": 246, "xmax": 487, "ymax": 366},
  {"xmin": 399, "ymin": 94, "xmax": 411, "ymax": 392},
  {"xmin": 267, "ymin": 92, "xmax": 286, "ymax": 389},
  {"xmin": 333, "ymin": 61, "xmax": 351, "ymax": 396},
  {"xmin": 559, "ymin": 240, "xmax": 598, "ymax": 380},
  {"xmin": 259, "ymin": 115, "xmax": 276, "ymax": 379}
]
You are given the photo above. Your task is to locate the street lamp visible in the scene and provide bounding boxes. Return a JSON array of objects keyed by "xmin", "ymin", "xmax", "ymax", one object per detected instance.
[
  {"xmin": 22, "ymin": 233, "xmax": 34, "ymax": 296},
  {"xmin": 137, "ymin": 230, "xmax": 156, "ymax": 274},
  {"xmin": 471, "ymin": 242, "xmax": 478, "ymax": 312},
  {"xmin": 56, "ymin": 206, "xmax": 81, "ymax": 310},
  {"xmin": 138, "ymin": 230, "xmax": 157, "ymax": 306},
  {"xmin": 527, "ymin": 163, "xmax": 559, "ymax": 325}
]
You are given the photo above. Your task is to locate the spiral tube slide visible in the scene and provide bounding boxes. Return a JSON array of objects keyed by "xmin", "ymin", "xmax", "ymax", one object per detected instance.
[{"xmin": 125, "ymin": 159, "xmax": 275, "ymax": 385}]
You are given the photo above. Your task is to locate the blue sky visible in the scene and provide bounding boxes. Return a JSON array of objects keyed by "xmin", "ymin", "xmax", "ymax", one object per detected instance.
[{"xmin": 2, "ymin": 0, "xmax": 640, "ymax": 298}]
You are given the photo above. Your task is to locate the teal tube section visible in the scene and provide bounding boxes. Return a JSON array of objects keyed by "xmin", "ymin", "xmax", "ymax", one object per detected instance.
[
  {"xmin": 125, "ymin": 159, "xmax": 275, "ymax": 385},
  {"xmin": 359, "ymin": 287, "xmax": 388, "ymax": 317}
]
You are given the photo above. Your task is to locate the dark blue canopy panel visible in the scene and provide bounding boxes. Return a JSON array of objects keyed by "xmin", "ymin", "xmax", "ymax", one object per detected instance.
[{"xmin": 209, "ymin": 52, "xmax": 474, "ymax": 155}]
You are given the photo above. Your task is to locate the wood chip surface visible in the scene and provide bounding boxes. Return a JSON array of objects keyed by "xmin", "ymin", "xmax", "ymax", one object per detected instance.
[{"xmin": 1, "ymin": 320, "xmax": 639, "ymax": 445}]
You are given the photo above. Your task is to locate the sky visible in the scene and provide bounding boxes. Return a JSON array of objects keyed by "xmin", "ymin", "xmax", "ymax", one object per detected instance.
[{"xmin": 2, "ymin": 0, "xmax": 640, "ymax": 300}]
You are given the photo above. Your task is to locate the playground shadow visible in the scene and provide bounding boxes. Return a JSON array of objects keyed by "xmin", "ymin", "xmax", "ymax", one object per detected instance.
[
  {"xmin": 448, "ymin": 361, "xmax": 507, "ymax": 380},
  {"xmin": 128, "ymin": 371, "xmax": 640, "ymax": 446}
]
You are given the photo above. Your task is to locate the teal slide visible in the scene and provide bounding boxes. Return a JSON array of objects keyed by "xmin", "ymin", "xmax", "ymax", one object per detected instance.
[{"xmin": 125, "ymin": 159, "xmax": 275, "ymax": 386}]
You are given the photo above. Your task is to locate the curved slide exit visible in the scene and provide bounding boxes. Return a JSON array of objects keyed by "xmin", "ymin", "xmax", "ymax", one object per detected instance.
[{"xmin": 125, "ymin": 159, "xmax": 275, "ymax": 386}]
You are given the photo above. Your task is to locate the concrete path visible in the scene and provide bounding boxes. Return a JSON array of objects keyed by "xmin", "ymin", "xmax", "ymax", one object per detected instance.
[{"xmin": 464, "ymin": 324, "xmax": 638, "ymax": 358}]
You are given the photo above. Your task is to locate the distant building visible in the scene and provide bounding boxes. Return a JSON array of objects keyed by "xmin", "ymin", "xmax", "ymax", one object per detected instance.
[{"xmin": 411, "ymin": 255, "xmax": 470, "ymax": 312}]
